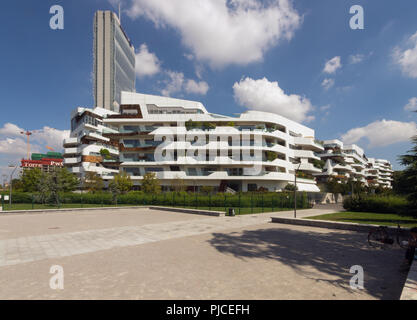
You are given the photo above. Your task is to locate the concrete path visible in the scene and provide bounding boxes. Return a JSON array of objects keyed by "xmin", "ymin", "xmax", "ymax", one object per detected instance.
[
  {"xmin": 0, "ymin": 207, "xmax": 407, "ymax": 300},
  {"xmin": 0, "ymin": 207, "xmax": 335, "ymax": 267}
]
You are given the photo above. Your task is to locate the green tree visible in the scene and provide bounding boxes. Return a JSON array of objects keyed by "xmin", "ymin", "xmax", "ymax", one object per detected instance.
[
  {"xmin": 392, "ymin": 171, "xmax": 413, "ymax": 195},
  {"xmin": 141, "ymin": 172, "xmax": 161, "ymax": 194},
  {"xmin": 35, "ymin": 168, "xmax": 79, "ymax": 205},
  {"xmin": 83, "ymin": 172, "xmax": 104, "ymax": 193},
  {"xmin": 56, "ymin": 167, "xmax": 79, "ymax": 192},
  {"xmin": 311, "ymin": 159, "xmax": 325, "ymax": 169},
  {"xmin": 100, "ymin": 148, "xmax": 111, "ymax": 160},
  {"xmin": 36, "ymin": 171, "xmax": 51, "ymax": 204},
  {"xmin": 21, "ymin": 168, "xmax": 43, "ymax": 192},
  {"xmin": 171, "ymin": 176, "xmax": 186, "ymax": 193},
  {"xmin": 398, "ymin": 135, "xmax": 417, "ymax": 205},
  {"xmin": 284, "ymin": 184, "xmax": 297, "ymax": 192},
  {"xmin": 109, "ymin": 172, "xmax": 133, "ymax": 195},
  {"xmin": 11, "ymin": 178, "xmax": 24, "ymax": 192},
  {"xmin": 201, "ymin": 186, "xmax": 214, "ymax": 195}
]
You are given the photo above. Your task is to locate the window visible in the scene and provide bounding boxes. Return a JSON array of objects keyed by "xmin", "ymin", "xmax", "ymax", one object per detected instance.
[{"xmin": 145, "ymin": 167, "xmax": 163, "ymax": 173}]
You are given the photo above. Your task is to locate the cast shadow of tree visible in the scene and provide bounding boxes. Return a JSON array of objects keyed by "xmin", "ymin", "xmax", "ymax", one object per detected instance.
[{"xmin": 208, "ymin": 226, "xmax": 408, "ymax": 299}]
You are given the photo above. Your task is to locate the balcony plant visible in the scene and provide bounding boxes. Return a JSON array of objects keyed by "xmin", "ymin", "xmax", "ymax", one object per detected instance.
[
  {"xmin": 203, "ymin": 122, "xmax": 216, "ymax": 130},
  {"xmin": 266, "ymin": 151, "xmax": 278, "ymax": 162}
]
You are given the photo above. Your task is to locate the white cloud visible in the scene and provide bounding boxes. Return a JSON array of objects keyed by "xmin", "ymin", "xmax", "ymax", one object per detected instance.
[
  {"xmin": 323, "ymin": 56, "xmax": 342, "ymax": 74},
  {"xmin": 0, "ymin": 123, "xmax": 24, "ymax": 136},
  {"xmin": 161, "ymin": 71, "xmax": 185, "ymax": 96},
  {"xmin": 0, "ymin": 137, "xmax": 30, "ymax": 156},
  {"xmin": 135, "ymin": 43, "xmax": 161, "ymax": 78},
  {"xmin": 320, "ymin": 105, "xmax": 331, "ymax": 111},
  {"xmin": 185, "ymin": 79, "xmax": 209, "ymax": 95},
  {"xmin": 32, "ymin": 127, "xmax": 70, "ymax": 151},
  {"xmin": 404, "ymin": 97, "xmax": 417, "ymax": 112},
  {"xmin": 349, "ymin": 54, "xmax": 364, "ymax": 64},
  {"xmin": 393, "ymin": 31, "xmax": 417, "ymax": 78},
  {"xmin": 126, "ymin": 0, "xmax": 301, "ymax": 68},
  {"xmin": 341, "ymin": 119, "xmax": 417, "ymax": 148},
  {"xmin": 321, "ymin": 78, "xmax": 335, "ymax": 90},
  {"xmin": 161, "ymin": 71, "xmax": 209, "ymax": 96},
  {"xmin": 233, "ymin": 77, "xmax": 314, "ymax": 123},
  {"xmin": 133, "ymin": 43, "xmax": 209, "ymax": 95},
  {"xmin": 0, "ymin": 123, "xmax": 69, "ymax": 156}
]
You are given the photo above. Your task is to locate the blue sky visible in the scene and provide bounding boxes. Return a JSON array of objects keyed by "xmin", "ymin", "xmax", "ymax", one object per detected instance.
[{"xmin": 0, "ymin": 0, "xmax": 416, "ymax": 179}]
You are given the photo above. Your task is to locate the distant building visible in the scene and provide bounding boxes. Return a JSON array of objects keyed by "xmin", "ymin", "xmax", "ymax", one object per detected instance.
[
  {"xmin": 93, "ymin": 10, "xmax": 136, "ymax": 111},
  {"xmin": 314, "ymin": 140, "xmax": 393, "ymax": 188},
  {"xmin": 21, "ymin": 152, "xmax": 64, "ymax": 173}
]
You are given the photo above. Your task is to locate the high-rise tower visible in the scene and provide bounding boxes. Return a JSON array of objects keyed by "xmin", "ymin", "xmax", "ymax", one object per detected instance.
[{"xmin": 93, "ymin": 11, "xmax": 136, "ymax": 111}]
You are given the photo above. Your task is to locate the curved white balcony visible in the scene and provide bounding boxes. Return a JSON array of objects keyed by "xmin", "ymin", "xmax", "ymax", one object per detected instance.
[{"xmin": 293, "ymin": 137, "xmax": 324, "ymax": 152}]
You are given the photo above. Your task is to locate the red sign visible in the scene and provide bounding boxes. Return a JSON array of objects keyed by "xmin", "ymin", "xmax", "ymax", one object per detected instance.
[{"xmin": 21, "ymin": 158, "xmax": 64, "ymax": 168}]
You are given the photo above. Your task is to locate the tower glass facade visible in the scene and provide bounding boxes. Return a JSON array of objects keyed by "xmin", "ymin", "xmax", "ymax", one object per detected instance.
[{"xmin": 93, "ymin": 11, "xmax": 135, "ymax": 111}]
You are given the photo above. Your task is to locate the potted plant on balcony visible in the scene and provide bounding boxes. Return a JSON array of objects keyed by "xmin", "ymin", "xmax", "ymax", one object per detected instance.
[{"xmin": 266, "ymin": 151, "xmax": 278, "ymax": 162}]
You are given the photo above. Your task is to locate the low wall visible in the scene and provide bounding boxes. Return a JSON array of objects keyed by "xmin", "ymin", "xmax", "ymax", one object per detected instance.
[
  {"xmin": 0, "ymin": 205, "xmax": 225, "ymax": 217},
  {"xmin": 270, "ymin": 216, "xmax": 411, "ymax": 236},
  {"xmin": 148, "ymin": 206, "xmax": 225, "ymax": 217},
  {"xmin": 400, "ymin": 260, "xmax": 417, "ymax": 300}
]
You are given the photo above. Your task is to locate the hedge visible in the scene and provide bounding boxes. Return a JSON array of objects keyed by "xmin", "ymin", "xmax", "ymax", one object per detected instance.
[
  {"xmin": 1, "ymin": 191, "xmax": 311, "ymax": 209},
  {"xmin": 343, "ymin": 195, "xmax": 410, "ymax": 214}
]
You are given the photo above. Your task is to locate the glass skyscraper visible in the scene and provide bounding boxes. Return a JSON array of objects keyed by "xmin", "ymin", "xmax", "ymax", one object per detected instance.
[{"xmin": 93, "ymin": 11, "xmax": 136, "ymax": 111}]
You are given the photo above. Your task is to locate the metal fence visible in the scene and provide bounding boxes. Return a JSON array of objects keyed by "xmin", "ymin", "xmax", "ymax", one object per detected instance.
[{"xmin": 0, "ymin": 191, "xmax": 313, "ymax": 214}]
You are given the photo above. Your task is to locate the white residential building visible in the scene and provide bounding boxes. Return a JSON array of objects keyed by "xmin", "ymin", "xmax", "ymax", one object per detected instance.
[
  {"xmin": 366, "ymin": 158, "xmax": 394, "ymax": 188},
  {"xmin": 63, "ymin": 107, "xmax": 120, "ymax": 177},
  {"xmin": 314, "ymin": 139, "xmax": 393, "ymax": 188},
  {"xmin": 64, "ymin": 91, "xmax": 324, "ymax": 192}
]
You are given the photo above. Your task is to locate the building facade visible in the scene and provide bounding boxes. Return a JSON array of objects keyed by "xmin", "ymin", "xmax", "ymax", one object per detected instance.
[
  {"xmin": 21, "ymin": 152, "xmax": 64, "ymax": 172},
  {"xmin": 64, "ymin": 107, "xmax": 120, "ymax": 177},
  {"xmin": 314, "ymin": 139, "xmax": 393, "ymax": 188},
  {"xmin": 93, "ymin": 11, "xmax": 136, "ymax": 111},
  {"xmin": 64, "ymin": 91, "xmax": 324, "ymax": 192}
]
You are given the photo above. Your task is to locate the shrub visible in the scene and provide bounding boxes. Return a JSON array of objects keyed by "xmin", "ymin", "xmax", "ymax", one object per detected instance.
[
  {"xmin": 3, "ymin": 191, "xmax": 311, "ymax": 210},
  {"xmin": 343, "ymin": 195, "xmax": 410, "ymax": 215}
]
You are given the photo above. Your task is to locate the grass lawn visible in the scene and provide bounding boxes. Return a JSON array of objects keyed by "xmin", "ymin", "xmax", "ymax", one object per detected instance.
[
  {"xmin": 1, "ymin": 203, "xmax": 300, "ymax": 214},
  {"xmin": 307, "ymin": 211, "xmax": 417, "ymax": 227}
]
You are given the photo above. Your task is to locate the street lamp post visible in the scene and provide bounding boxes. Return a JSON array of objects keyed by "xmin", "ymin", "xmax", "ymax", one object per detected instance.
[
  {"xmin": 1, "ymin": 174, "xmax": 7, "ymax": 189},
  {"xmin": 8, "ymin": 164, "xmax": 18, "ymax": 207},
  {"xmin": 294, "ymin": 162, "xmax": 302, "ymax": 219}
]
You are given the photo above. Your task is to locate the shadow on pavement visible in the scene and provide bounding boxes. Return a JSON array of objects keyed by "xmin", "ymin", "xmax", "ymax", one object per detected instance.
[{"xmin": 208, "ymin": 225, "xmax": 408, "ymax": 300}]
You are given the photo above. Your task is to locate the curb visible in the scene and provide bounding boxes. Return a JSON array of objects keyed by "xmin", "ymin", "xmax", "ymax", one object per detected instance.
[
  {"xmin": 0, "ymin": 205, "xmax": 224, "ymax": 217},
  {"xmin": 148, "ymin": 206, "xmax": 225, "ymax": 217},
  {"xmin": 0, "ymin": 206, "xmax": 147, "ymax": 215},
  {"xmin": 400, "ymin": 260, "xmax": 417, "ymax": 300},
  {"xmin": 270, "ymin": 216, "xmax": 411, "ymax": 235}
]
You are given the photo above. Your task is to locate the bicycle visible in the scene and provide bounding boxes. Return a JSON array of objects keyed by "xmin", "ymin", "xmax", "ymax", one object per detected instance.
[{"xmin": 368, "ymin": 224, "xmax": 411, "ymax": 249}]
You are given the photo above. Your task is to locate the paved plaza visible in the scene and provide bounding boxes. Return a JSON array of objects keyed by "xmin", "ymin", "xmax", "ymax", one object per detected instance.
[{"xmin": 0, "ymin": 208, "xmax": 408, "ymax": 299}]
